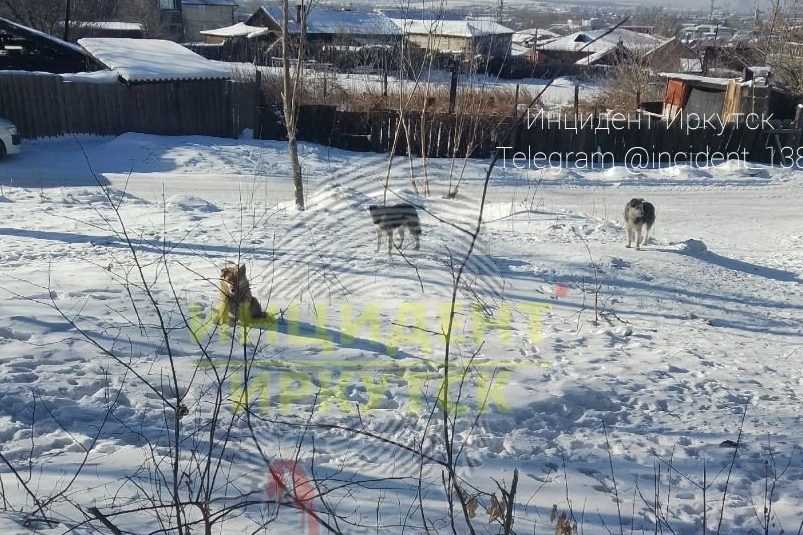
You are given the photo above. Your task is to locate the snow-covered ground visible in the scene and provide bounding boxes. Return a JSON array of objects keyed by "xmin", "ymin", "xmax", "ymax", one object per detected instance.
[{"xmin": 0, "ymin": 133, "xmax": 802, "ymax": 534}]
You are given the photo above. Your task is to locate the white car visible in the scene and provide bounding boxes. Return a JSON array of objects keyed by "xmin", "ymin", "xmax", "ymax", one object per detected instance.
[{"xmin": 0, "ymin": 117, "xmax": 21, "ymax": 160}]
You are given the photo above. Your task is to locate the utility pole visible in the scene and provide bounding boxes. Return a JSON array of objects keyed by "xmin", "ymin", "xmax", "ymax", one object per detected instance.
[{"xmin": 63, "ymin": 0, "xmax": 71, "ymax": 41}]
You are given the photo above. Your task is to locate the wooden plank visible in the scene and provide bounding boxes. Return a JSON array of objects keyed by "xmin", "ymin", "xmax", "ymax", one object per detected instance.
[
  {"xmin": 8, "ymin": 75, "xmax": 29, "ymax": 138},
  {"xmin": 43, "ymin": 76, "xmax": 61, "ymax": 137},
  {"xmin": 40, "ymin": 75, "xmax": 56, "ymax": 137},
  {"xmin": 27, "ymin": 75, "xmax": 43, "ymax": 138}
]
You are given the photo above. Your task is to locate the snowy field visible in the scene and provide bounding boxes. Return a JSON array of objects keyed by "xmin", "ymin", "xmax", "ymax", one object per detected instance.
[{"xmin": 0, "ymin": 133, "xmax": 802, "ymax": 534}]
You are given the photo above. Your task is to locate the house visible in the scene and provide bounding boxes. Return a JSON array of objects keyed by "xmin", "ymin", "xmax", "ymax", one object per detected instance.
[
  {"xmin": 181, "ymin": 0, "xmax": 239, "ymax": 42},
  {"xmin": 157, "ymin": 0, "xmax": 185, "ymax": 41},
  {"xmin": 193, "ymin": 21, "xmax": 276, "ymax": 62},
  {"xmin": 200, "ymin": 21, "xmax": 272, "ymax": 44},
  {"xmin": 391, "ymin": 19, "xmax": 514, "ymax": 58},
  {"xmin": 534, "ymin": 28, "xmax": 696, "ymax": 70},
  {"xmin": 0, "ymin": 16, "xmax": 89, "ymax": 73},
  {"xmin": 660, "ymin": 68, "xmax": 798, "ymax": 122},
  {"xmin": 245, "ymin": 6, "xmax": 402, "ymax": 48}
]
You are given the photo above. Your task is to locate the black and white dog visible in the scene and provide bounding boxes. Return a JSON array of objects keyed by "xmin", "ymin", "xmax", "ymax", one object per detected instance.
[
  {"xmin": 624, "ymin": 198, "xmax": 656, "ymax": 250},
  {"xmin": 368, "ymin": 203, "xmax": 422, "ymax": 254}
]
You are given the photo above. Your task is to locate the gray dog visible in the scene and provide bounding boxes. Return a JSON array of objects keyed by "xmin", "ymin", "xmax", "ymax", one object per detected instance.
[
  {"xmin": 368, "ymin": 203, "xmax": 422, "ymax": 254},
  {"xmin": 624, "ymin": 198, "xmax": 656, "ymax": 250}
]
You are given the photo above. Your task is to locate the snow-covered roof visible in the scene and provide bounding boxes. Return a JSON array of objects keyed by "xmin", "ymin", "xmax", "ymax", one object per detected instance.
[
  {"xmin": 684, "ymin": 24, "xmax": 732, "ymax": 32},
  {"xmin": 78, "ymin": 38, "xmax": 231, "ymax": 82},
  {"xmin": 61, "ymin": 70, "xmax": 122, "ymax": 83},
  {"xmin": 512, "ymin": 27, "xmax": 559, "ymax": 45},
  {"xmin": 181, "ymin": 0, "xmax": 238, "ymax": 5},
  {"xmin": 510, "ymin": 43, "xmax": 531, "ymax": 56},
  {"xmin": 261, "ymin": 6, "xmax": 401, "ymax": 36},
  {"xmin": 75, "ymin": 21, "xmax": 146, "ymax": 31},
  {"xmin": 200, "ymin": 21, "xmax": 272, "ymax": 38},
  {"xmin": 574, "ymin": 44, "xmax": 618, "ymax": 64},
  {"xmin": 539, "ymin": 28, "xmax": 667, "ymax": 54},
  {"xmin": 391, "ymin": 18, "xmax": 514, "ymax": 38},
  {"xmin": 659, "ymin": 72, "xmax": 734, "ymax": 86}
]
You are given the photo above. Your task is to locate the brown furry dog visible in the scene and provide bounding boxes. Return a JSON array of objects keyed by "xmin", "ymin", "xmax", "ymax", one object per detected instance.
[{"xmin": 213, "ymin": 264, "xmax": 273, "ymax": 326}]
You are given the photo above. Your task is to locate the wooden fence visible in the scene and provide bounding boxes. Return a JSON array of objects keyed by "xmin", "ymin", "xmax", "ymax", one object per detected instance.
[
  {"xmin": 1, "ymin": 70, "xmax": 799, "ymax": 165},
  {"xmin": 0, "ymin": 73, "xmax": 259, "ymax": 139},
  {"xmin": 260, "ymin": 104, "xmax": 803, "ymax": 165}
]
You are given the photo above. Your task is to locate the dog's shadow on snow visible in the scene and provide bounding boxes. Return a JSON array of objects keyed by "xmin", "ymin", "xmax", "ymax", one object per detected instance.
[
  {"xmin": 268, "ymin": 320, "xmax": 426, "ymax": 362},
  {"xmin": 658, "ymin": 245, "xmax": 800, "ymax": 283},
  {"xmin": 197, "ymin": 314, "xmax": 433, "ymax": 366}
]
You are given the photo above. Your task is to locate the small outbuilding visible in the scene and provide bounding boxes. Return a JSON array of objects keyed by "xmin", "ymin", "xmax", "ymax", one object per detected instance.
[{"xmin": 660, "ymin": 68, "xmax": 799, "ymax": 121}]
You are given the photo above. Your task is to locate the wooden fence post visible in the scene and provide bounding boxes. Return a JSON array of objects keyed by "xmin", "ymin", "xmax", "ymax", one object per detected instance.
[
  {"xmin": 225, "ymin": 79, "xmax": 234, "ymax": 138},
  {"xmin": 792, "ymin": 103, "xmax": 803, "ymax": 149},
  {"xmin": 448, "ymin": 67, "xmax": 458, "ymax": 114},
  {"xmin": 254, "ymin": 69, "xmax": 263, "ymax": 138}
]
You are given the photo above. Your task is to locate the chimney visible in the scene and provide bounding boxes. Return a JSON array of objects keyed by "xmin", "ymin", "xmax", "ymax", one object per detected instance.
[{"xmin": 296, "ymin": 4, "xmax": 302, "ymax": 24}]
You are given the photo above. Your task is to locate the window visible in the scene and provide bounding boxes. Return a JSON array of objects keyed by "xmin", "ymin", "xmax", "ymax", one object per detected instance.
[{"xmin": 159, "ymin": 0, "xmax": 175, "ymax": 10}]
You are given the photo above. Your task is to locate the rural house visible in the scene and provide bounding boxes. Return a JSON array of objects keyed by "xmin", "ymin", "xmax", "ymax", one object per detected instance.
[
  {"xmin": 390, "ymin": 19, "xmax": 514, "ymax": 59},
  {"xmin": 181, "ymin": 0, "xmax": 239, "ymax": 42},
  {"xmin": 194, "ymin": 21, "xmax": 276, "ymax": 62},
  {"xmin": 200, "ymin": 22, "xmax": 272, "ymax": 44},
  {"xmin": 157, "ymin": 0, "xmax": 185, "ymax": 41},
  {"xmin": 535, "ymin": 28, "xmax": 695, "ymax": 70},
  {"xmin": 245, "ymin": 6, "xmax": 402, "ymax": 48}
]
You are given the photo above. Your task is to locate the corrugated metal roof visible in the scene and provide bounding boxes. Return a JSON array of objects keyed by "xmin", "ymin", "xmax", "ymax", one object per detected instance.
[
  {"xmin": 262, "ymin": 6, "xmax": 401, "ymax": 36},
  {"xmin": 78, "ymin": 38, "xmax": 231, "ymax": 82}
]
